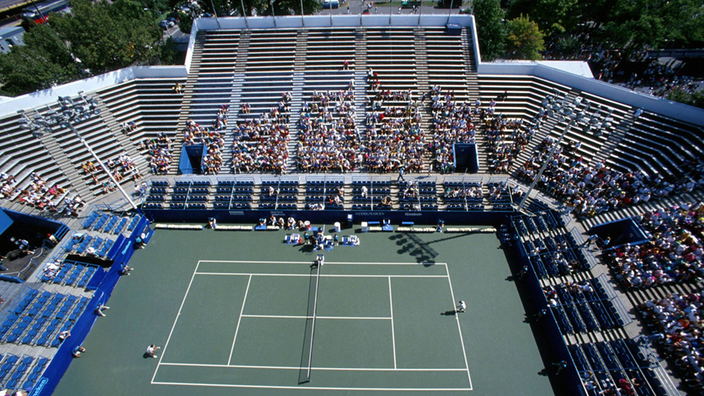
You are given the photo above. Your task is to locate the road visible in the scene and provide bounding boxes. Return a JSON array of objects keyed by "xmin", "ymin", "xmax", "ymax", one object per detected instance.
[{"xmin": 0, "ymin": 0, "xmax": 30, "ymax": 13}]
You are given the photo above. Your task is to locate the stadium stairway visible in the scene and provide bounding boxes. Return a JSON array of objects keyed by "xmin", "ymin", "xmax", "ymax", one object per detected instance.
[
  {"xmin": 35, "ymin": 126, "xmax": 91, "ymax": 201},
  {"xmin": 591, "ymin": 108, "xmax": 633, "ymax": 168},
  {"xmin": 412, "ymin": 27, "xmax": 436, "ymax": 173},
  {"xmin": 511, "ymin": 110, "xmax": 557, "ymax": 172},
  {"xmin": 461, "ymin": 27, "xmax": 479, "ymax": 93},
  {"xmin": 285, "ymin": 30, "xmax": 308, "ymax": 172},
  {"xmin": 220, "ymin": 28, "xmax": 250, "ymax": 172},
  {"xmin": 221, "ymin": 73, "xmax": 246, "ymax": 173},
  {"xmin": 353, "ymin": 27, "xmax": 368, "ymax": 150},
  {"xmin": 233, "ymin": 30, "xmax": 250, "ymax": 74},
  {"xmin": 413, "ymin": 28, "xmax": 429, "ymax": 94},
  {"xmin": 169, "ymin": 32, "xmax": 206, "ymax": 175},
  {"xmin": 93, "ymin": 96, "xmax": 150, "ymax": 178}
]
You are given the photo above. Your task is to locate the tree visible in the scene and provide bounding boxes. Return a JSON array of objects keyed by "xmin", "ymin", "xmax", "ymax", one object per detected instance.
[
  {"xmin": 505, "ymin": 14, "xmax": 545, "ymax": 60},
  {"xmin": 0, "ymin": 24, "xmax": 81, "ymax": 96},
  {"xmin": 207, "ymin": 0, "xmax": 320, "ymax": 17},
  {"xmin": 137, "ymin": 0, "xmax": 171, "ymax": 13},
  {"xmin": 584, "ymin": 0, "xmax": 704, "ymax": 53},
  {"xmin": 532, "ymin": 0, "xmax": 579, "ymax": 35},
  {"xmin": 507, "ymin": 0, "xmax": 579, "ymax": 35},
  {"xmin": 667, "ymin": 88, "xmax": 704, "ymax": 109},
  {"xmin": 50, "ymin": 0, "xmax": 163, "ymax": 74},
  {"xmin": 472, "ymin": 0, "xmax": 507, "ymax": 61},
  {"xmin": 178, "ymin": 11, "xmax": 194, "ymax": 34}
]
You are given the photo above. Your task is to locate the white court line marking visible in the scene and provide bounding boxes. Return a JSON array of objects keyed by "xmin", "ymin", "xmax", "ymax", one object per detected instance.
[
  {"xmin": 241, "ymin": 314, "xmax": 391, "ymax": 320},
  {"xmin": 445, "ymin": 264, "xmax": 473, "ymax": 390},
  {"xmin": 152, "ymin": 381, "xmax": 472, "ymax": 391},
  {"xmin": 306, "ymin": 262, "xmax": 321, "ymax": 379},
  {"xmin": 159, "ymin": 362, "xmax": 467, "ymax": 371},
  {"xmin": 151, "ymin": 260, "xmax": 200, "ymax": 384},
  {"xmin": 227, "ymin": 274, "xmax": 252, "ymax": 365},
  {"xmin": 154, "ymin": 260, "xmax": 471, "ymax": 390},
  {"xmin": 194, "ymin": 272, "xmax": 448, "ymax": 278},
  {"xmin": 388, "ymin": 276, "xmax": 397, "ymax": 369},
  {"xmin": 198, "ymin": 260, "xmax": 447, "ymax": 266}
]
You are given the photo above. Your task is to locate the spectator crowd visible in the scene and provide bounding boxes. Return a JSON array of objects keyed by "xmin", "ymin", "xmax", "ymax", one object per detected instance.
[
  {"xmin": 639, "ymin": 292, "xmax": 704, "ymax": 391},
  {"xmin": 297, "ymin": 87, "xmax": 361, "ymax": 173},
  {"xmin": 606, "ymin": 203, "xmax": 703, "ymax": 289},
  {"xmin": 231, "ymin": 94, "xmax": 291, "ymax": 174}
]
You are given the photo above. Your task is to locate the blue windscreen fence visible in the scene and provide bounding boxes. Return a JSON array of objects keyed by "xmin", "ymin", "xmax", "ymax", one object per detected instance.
[
  {"xmin": 31, "ymin": 216, "xmax": 150, "ymax": 396},
  {"xmin": 0, "ymin": 208, "xmax": 13, "ymax": 236}
]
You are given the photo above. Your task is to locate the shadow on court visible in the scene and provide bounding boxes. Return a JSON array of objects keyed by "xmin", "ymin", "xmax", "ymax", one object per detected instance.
[{"xmin": 388, "ymin": 233, "xmax": 438, "ymax": 263}]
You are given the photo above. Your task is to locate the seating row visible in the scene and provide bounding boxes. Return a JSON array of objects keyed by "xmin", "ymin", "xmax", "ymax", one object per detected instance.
[
  {"xmin": 0, "ymin": 290, "xmax": 89, "ymax": 348},
  {"xmin": 0, "ymin": 353, "xmax": 49, "ymax": 392}
]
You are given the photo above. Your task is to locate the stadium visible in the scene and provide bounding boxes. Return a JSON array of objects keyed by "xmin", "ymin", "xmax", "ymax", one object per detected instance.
[{"xmin": 0, "ymin": 12, "xmax": 702, "ymax": 396}]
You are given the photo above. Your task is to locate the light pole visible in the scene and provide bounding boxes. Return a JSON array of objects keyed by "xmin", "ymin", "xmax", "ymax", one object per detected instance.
[
  {"xmin": 18, "ymin": 93, "xmax": 139, "ymax": 211},
  {"xmin": 240, "ymin": 0, "xmax": 249, "ymax": 28},
  {"xmin": 417, "ymin": 0, "xmax": 422, "ymax": 25},
  {"xmin": 209, "ymin": 0, "xmax": 221, "ymax": 28},
  {"xmin": 516, "ymin": 97, "xmax": 584, "ymax": 212},
  {"xmin": 448, "ymin": 0, "xmax": 453, "ymax": 24},
  {"xmin": 300, "ymin": 0, "xmax": 305, "ymax": 26},
  {"xmin": 271, "ymin": 0, "xmax": 277, "ymax": 26}
]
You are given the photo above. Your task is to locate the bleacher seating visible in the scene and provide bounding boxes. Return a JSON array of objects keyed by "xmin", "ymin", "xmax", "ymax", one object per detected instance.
[
  {"xmin": 398, "ymin": 180, "xmax": 438, "ymax": 211},
  {"xmin": 1, "ymin": 20, "xmax": 703, "ymax": 396},
  {"xmin": 0, "ymin": 289, "xmax": 89, "ymax": 349}
]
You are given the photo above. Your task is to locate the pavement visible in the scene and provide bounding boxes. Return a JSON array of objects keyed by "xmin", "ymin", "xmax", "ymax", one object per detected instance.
[
  {"xmin": 0, "ymin": 0, "xmax": 29, "ymax": 13},
  {"xmin": 316, "ymin": 0, "xmax": 463, "ymax": 16}
]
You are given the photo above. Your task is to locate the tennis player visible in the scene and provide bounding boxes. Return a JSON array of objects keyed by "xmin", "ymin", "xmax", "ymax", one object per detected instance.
[{"xmin": 456, "ymin": 300, "xmax": 466, "ymax": 313}]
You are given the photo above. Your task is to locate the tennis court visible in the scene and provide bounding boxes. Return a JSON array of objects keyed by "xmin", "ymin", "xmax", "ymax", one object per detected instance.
[
  {"xmin": 153, "ymin": 259, "xmax": 471, "ymax": 391},
  {"xmin": 53, "ymin": 226, "xmax": 554, "ymax": 396}
]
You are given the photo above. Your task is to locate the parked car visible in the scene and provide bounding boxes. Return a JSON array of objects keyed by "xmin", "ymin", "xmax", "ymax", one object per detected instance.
[
  {"xmin": 159, "ymin": 18, "xmax": 176, "ymax": 28},
  {"xmin": 401, "ymin": 0, "xmax": 421, "ymax": 8},
  {"xmin": 322, "ymin": 0, "xmax": 339, "ymax": 9}
]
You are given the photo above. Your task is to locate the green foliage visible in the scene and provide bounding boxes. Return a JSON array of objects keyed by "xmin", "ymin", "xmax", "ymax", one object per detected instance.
[
  {"xmin": 508, "ymin": 0, "xmax": 579, "ymax": 35},
  {"xmin": 535, "ymin": 0, "xmax": 579, "ymax": 35},
  {"xmin": 156, "ymin": 37, "xmax": 180, "ymax": 65},
  {"xmin": 506, "ymin": 14, "xmax": 545, "ymax": 60},
  {"xmin": 666, "ymin": 88, "xmax": 704, "ymax": 109},
  {"xmin": 555, "ymin": 35, "xmax": 580, "ymax": 57},
  {"xmin": 177, "ymin": 11, "xmax": 193, "ymax": 34},
  {"xmin": 0, "ymin": 0, "xmax": 181, "ymax": 96},
  {"xmin": 472, "ymin": 0, "xmax": 507, "ymax": 61},
  {"xmin": 138, "ymin": 0, "xmax": 171, "ymax": 13},
  {"xmin": 0, "ymin": 24, "xmax": 81, "ymax": 96},
  {"xmin": 512, "ymin": 0, "xmax": 704, "ymax": 53},
  {"xmin": 50, "ymin": 0, "xmax": 163, "ymax": 74}
]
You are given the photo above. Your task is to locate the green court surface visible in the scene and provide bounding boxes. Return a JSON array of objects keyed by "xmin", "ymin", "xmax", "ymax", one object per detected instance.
[{"xmin": 53, "ymin": 227, "xmax": 554, "ymax": 396}]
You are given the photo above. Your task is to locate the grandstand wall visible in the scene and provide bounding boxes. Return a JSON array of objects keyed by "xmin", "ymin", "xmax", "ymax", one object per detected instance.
[{"xmin": 479, "ymin": 63, "xmax": 704, "ymax": 126}]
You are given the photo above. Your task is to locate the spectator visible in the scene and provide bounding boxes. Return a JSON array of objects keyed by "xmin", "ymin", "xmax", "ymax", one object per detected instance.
[
  {"xmin": 638, "ymin": 292, "xmax": 704, "ymax": 389},
  {"xmin": 606, "ymin": 203, "xmax": 703, "ymax": 289},
  {"xmin": 95, "ymin": 304, "xmax": 110, "ymax": 317},
  {"xmin": 71, "ymin": 346, "xmax": 86, "ymax": 358},
  {"xmin": 297, "ymin": 88, "xmax": 359, "ymax": 173}
]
